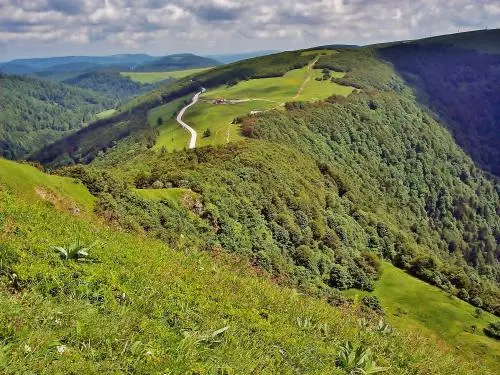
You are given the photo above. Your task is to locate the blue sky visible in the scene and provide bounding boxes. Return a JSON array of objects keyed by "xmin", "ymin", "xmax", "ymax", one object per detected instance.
[{"xmin": 1, "ymin": 0, "xmax": 499, "ymax": 60}]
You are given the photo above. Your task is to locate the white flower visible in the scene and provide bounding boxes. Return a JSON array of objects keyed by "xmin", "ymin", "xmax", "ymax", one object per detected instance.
[
  {"xmin": 145, "ymin": 350, "xmax": 152, "ymax": 356},
  {"xmin": 23, "ymin": 344, "xmax": 32, "ymax": 353},
  {"xmin": 56, "ymin": 345, "xmax": 66, "ymax": 355}
]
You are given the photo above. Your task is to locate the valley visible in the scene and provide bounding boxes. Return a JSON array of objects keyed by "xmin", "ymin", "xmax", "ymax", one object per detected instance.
[{"xmin": 1, "ymin": 26, "xmax": 499, "ymax": 374}]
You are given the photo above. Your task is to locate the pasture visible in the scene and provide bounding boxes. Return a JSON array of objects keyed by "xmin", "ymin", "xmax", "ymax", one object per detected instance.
[
  {"xmin": 148, "ymin": 57, "xmax": 354, "ymax": 151},
  {"xmin": 95, "ymin": 108, "xmax": 117, "ymax": 119},
  {"xmin": 345, "ymin": 263, "xmax": 500, "ymax": 372},
  {"xmin": 148, "ymin": 96, "xmax": 191, "ymax": 151}
]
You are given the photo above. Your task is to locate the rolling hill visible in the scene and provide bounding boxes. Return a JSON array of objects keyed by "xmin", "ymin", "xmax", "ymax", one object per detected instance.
[
  {"xmin": 0, "ymin": 54, "xmax": 157, "ymax": 75},
  {"xmin": 62, "ymin": 71, "xmax": 169, "ymax": 101},
  {"xmin": 2, "ymin": 30, "xmax": 500, "ymax": 373}
]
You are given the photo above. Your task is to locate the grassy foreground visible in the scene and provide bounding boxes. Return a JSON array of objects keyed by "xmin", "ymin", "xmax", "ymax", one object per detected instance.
[{"xmin": 0, "ymin": 160, "xmax": 481, "ymax": 374}]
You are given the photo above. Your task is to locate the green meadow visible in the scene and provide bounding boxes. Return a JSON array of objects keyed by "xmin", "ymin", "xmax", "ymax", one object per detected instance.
[
  {"xmin": 150, "ymin": 63, "xmax": 354, "ymax": 151},
  {"xmin": 204, "ymin": 65, "xmax": 350, "ymax": 103},
  {"xmin": 95, "ymin": 108, "xmax": 117, "ymax": 120},
  {"xmin": 134, "ymin": 187, "xmax": 192, "ymax": 205},
  {"xmin": 0, "ymin": 159, "xmax": 94, "ymax": 212},
  {"xmin": 346, "ymin": 263, "xmax": 500, "ymax": 372},
  {"xmin": 148, "ymin": 96, "xmax": 191, "ymax": 151},
  {"xmin": 121, "ymin": 68, "xmax": 213, "ymax": 84}
]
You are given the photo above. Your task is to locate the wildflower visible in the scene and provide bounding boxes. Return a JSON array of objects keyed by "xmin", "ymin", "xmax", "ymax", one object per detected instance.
[{"xmin": 56, "ymin": 345, "xmax": 67, "ymax": 355}]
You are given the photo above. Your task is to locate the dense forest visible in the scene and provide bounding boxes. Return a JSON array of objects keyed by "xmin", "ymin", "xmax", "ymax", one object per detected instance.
[
  {"xmin": 0, "ymin": 74, "xmax": 115, "ymax": 159},
  {"xmin": 379, "ymin": 41, "xmax": 500, "ymax": 177},
  {"xmin": 63, "ymin": 71, "xmax": 169, "ymax": 100}
]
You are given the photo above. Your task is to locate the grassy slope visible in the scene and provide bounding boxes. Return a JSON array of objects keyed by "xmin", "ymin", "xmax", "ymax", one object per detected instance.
[
  {"xmin": 346, "ymin": 263, "xmax": 500, "ymax": 372},
  {"xmin": 0, "ymin": 159, "xmax": 94, "ymax": 212},
  {"xmin": 121, "ymin": 68, "xmax": 212, "ymax": 84},
  {"xmin": 134, "ymin": 187, "xmax": 192, "ymax": 205},
  {"xmin": 0, "ymin": 160, "xmax": 475, "ymax": 374},
  {"xmin": 95, "ymin": 108, "xmax": 117, "ymax": 120},
  {"xmin": 148, "ymin": 96, "xmax": 191, "ymax": 151}
]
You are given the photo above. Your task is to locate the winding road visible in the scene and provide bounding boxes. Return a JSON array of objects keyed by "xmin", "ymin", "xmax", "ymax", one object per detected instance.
[{"xmin": 176, "ymin": 88, "xmax": 205, "ymax": 149}]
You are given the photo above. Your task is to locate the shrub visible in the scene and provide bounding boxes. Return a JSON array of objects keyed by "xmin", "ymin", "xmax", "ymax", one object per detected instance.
[
  {"xmin": 152, "ymin": 180, "xmax": 164, "ymax": 189},
  {"xmin": 474, "ymin": 307, "xmax": 483, "ymax": 318},
  {"xmin": 203, "ymin": 129, "xmax": 212, "ymax": 138},
  {"xmin": 157, "ymin": 117, "xmax": 163, "ymax": 126},
  {"xmin": 457, "ymin": 288, "xmax": 470, "ymax": 301},
  {"xmin": 368, "ymin": 99, "xmax": 378, "ymax": 110},
  {"xmin": 472, "ymin": 297, "xmax": 483, "ymax": 308},
  {"xmin": 484, "ymin": 321, "xmax": 500, "ymax": 340},
  {"xmin": 293, "ymin": 245, "xmax": 317, "ymax": 272},
  {"xmin": 361, "ymin": 296, "xmax": 384, "ymax": 315},
  {"xmin": 328, "ymin": 264, "xmax": 354, "ymax": 290}
]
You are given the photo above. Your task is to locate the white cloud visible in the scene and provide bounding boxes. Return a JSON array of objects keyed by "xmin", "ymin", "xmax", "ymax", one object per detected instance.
[{"xmin": 0, "ymin": 0, "xmax": 498, "ymax": 59}]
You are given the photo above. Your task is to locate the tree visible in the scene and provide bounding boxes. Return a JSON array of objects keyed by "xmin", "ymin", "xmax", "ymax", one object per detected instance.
[
  {"xmin": 203, "ymin": 128, "xmax": 212, "ymax": 138},
  {"xmin": 157, "ymin": 117, "xmax": 163, "ymax": 126}
]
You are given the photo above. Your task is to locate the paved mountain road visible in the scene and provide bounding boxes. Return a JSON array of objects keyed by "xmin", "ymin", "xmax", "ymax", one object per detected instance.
[{"xmin": 176, "ymin": 88, "xmax": 205, "ymax": 149}]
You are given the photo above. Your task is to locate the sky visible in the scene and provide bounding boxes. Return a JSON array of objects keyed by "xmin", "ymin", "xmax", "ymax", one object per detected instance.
[{"xmin": 0, "ymin": 0, "xmax": 499, "ymax": 61}]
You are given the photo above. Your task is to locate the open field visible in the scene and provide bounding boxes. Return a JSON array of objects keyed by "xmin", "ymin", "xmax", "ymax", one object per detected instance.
[
  {"xmin": 148, "ymin": 96, "xmax": 191, "ymax": 151},
  {"xmin": 345, "ymin": 263, "xmax": 500, "ymax": 373},
  {"xmin": 121, "ymin": 68, "xmax": 213, "ymax": 84},
  {"xmin": 134, "ymin": 187, "xmax": 192, "ymax": 205},
  {"xmin": 181, "ymin": 101, "xmax": 259, "ymax": 147},
  {"xmin": 204, "ymin": 65, "xmax": 350, "ymax": 103},
  {"xmin": 165, "ymin": 63, "xmax": 354, "ymax": 149},
  {"xmin": 95, "ymin": 108, "xmax": 117, "ymax": 120},
  {"xmin": 0, "ymin": 158, "xmax": 94, "ymax": 212}
]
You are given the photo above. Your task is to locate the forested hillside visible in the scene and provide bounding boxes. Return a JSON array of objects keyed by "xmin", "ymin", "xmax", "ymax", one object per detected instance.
[
  {"xmin": 379, "ymin": 29, "xmax": 500, "ymax": 176},
  {"xmin": 0, "ymin": 74, "xmax": 115, "ymax": 159},
  {"xmin": 84, "ymin": 48, "xmax": 500, "ymax": 317},
  {"xmin": 63, "ymin": 71, "xmax": 169, "ymax": 101}
]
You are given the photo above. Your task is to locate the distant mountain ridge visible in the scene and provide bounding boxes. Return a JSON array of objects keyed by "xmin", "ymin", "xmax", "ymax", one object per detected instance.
[
  {"xmin": 133, "ymin": 53, "xmax": 221, "ymax": 72},
  {"xmin": 0, "ymin": 53, "xmax": 222, "ymax": 78},
  {"xmin": 205, "ymin": 50, "xmax": 279, "ymax": 64}
]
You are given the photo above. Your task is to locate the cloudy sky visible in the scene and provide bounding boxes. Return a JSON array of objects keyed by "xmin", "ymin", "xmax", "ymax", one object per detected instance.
[{"xmin": 0, "ymin": 0, "xmax": 499, "ymax": 60}]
